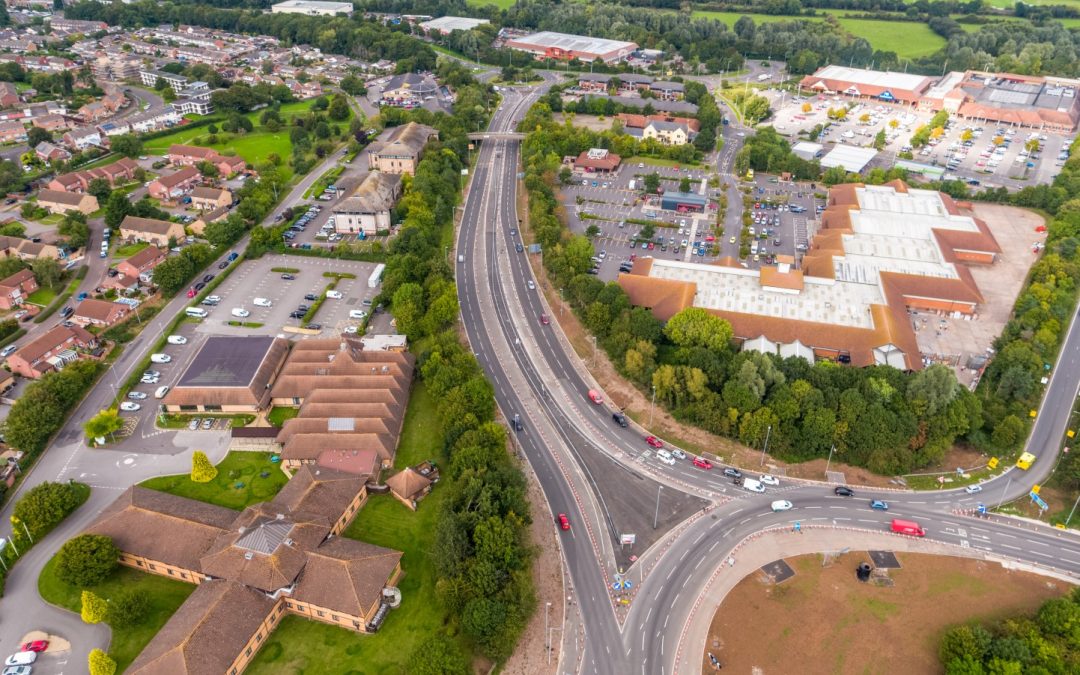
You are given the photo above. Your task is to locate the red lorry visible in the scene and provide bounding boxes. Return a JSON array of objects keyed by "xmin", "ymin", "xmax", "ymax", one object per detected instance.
[{"xmin": 890, "ymin": 519, "xmax": 926, "ymax": 537}]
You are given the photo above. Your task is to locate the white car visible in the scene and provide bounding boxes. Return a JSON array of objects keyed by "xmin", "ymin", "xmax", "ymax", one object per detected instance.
[
  {"xmin": 656, "ymin": 449, "xmax": 675, "ymax": 465},
  {"xmin": 0, "ymin": 345, "xmax": 15, "ymax": 358},
  {"xmin": 770, "ymin": 500, "xmax": 793, "ymax": 512},
  {"xmin": 527, "ymin": 280, "xmax": 535, "ymax": 290},
  {"xmin": 141, "ymin": 377, "xmax": 159, "ymax": 385},
  {"xmin": 150, "ymin": 353, "xmax": 172, "ymax": 364},
  {"xmin": 167, "ymin": 335, "xmax": 187, "ymax": 345},
  {"xmin": 4, "ymin": 652, "xmax": 36, "ymax": 667},
  {"xmin": 759, "ymin": 475, "xmax": 780, "ymax": 486},
  {"xmin": 325, "ymin": 290, "xmax": 343, "ymax": 299},
  {"xmin": 253, "ymin": 297, "xmax": 272, "ymax": 307},
  {"xmin": 127, "ymin": 391, "xmax": 147, "ymax": 400},
  {"xmin": 231, "ymin": 308, "xmax": 250, "ymax": 318},
  {"xmin": 120, "ymin": 402, "xmax": 141, "ymax": 412},
  {"xmin": 670, "ymin": 449, "xmax": 686, "ymax": 460},
  {"xmin": 349, "ymin": 309, "xmax": 368, "ymax": 320},
  {"xmin": 964, "ymin": 484, "xmax": 983, "ymax": 494},
  {"xmin": 343, "ymin": 326, "xmax": 358, "ymax": 334}
]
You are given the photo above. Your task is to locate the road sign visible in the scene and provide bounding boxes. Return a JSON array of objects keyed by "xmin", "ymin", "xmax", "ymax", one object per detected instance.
[
  {"xmin": 988, "ymin": 457, "xmax": 999, "ymax": 469},
  {"xmin": 976, "ymin": 503, "xmax": 987, "ymax": 515},
  {"xmin": 1032, "ymin": 484, "xmax": 1041, "ymax": 494},
  {"xmin": 624, "ymin": 579, "xmax": 633, "ymax": 589},
  {"xmin": 1030, "ymin": 491, "xmax": 1049, "ymax": 510},
  {"xmin": 1069, "ymin": 429, "xmax": 1076, "ymax": 439},
  {"xmin": 620, "ymin": 534, "xmax": 636, "ymax": 545},
  {"xmin": 460, "ymin": 169, "xmax": 468, "ymax": 176}
]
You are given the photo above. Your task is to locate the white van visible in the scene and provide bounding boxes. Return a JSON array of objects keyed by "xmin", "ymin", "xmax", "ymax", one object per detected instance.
[
  {"xmin": 154, "ymin": 385, "xmax": 170, "ymax": 399},
  {"xmin": 741, "ymin": 478, "xmax": 765, "ymax": 493},
  {"xmin": 253, "ymin": 298, "xmax": 272, "ymax": 307},
  {"xmin": 231, "ymin": 308, "xmax": 250, "ymax": 318},
  {"xmin": 656, "ymin": 449, "xmax": 675, "ymax": 466},
  {"xmin": 185, "ymin": 307, "xmax": 208, "ymax": 318}
]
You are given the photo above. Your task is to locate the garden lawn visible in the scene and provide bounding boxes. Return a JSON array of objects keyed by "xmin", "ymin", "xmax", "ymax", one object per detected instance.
[
  {"xmin": 26, "ymin": 287, "xmax": 57, "ymax": 306},
  {"xmin": 267, "ymin": 406, "xmax": 299, "ymax": 426},
  {"xmin": 626, "ymin": 155, "xmax": 703, "ymax": 170},
  {"xmin": 138, "ymin": 451, "xmax": 287, "ymax": 510},
  {"xmin": 245, "ymin": 382, "xmax": 467, "ymax": 674},
  {"xmin": 38, "ymin": 556, "xmax": 196, "ymax": 673},
  {"xmin": 115, "ymin": 241, "xmax": 149, "ymax": 258}
]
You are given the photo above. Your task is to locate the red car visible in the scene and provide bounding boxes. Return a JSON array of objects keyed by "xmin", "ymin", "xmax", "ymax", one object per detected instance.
[
  {"xmin": 692, "ymin": 457, "xmax": 713, "ymax": 470},
  {"xmin": 539, "ymin": 313, "xmax": 550, "ymax": 325},
  {"xmin": 645, "ymin": 435, "xmax": 663, "ymax": 448},
  {"xmin": 21, "ymin": 641, "xmax": 48, "ymax": 653},
  {"xmin": 557, "ymin": 513, "xmax": 571, "ymax": 531},
  {"xmin": 588, "ymin": 390, "xmax": 603, "ymax": 404}
]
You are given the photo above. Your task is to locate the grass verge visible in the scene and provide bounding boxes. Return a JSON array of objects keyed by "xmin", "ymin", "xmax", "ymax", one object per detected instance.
[
  {"xmin": 138, "ymin": 451, "xmax": 285, "ymax": 510},
  {"xmin": 267, "ymin": 406, "xmax": 299, "ymax": 427}
]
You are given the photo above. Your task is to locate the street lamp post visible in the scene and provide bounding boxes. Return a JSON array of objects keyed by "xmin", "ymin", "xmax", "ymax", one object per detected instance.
[
  {"xmin": 759, "ymin": 425, "xmax": 771, "ymax": 466},
  {"xmin": 544, "ymin": 601, "xmax": 551, "ymax": 657},
  {"xmin": 824, "ymin": 444, "xmax": 836, "ymax": 478},
  {"xmin": 1067, "ymin": 492, "xmax": 1080, "ymax": 527},
  {"xmin": 653, "ymin": 485, "xmax": 662, "ymax": 529},
  {"xmin": 649, "ymin": 384, "xmax": 656, "ymax": 427},
  {"xmin": 998, "ymin": 473, "xmax": 1014, "ymax": 510}
]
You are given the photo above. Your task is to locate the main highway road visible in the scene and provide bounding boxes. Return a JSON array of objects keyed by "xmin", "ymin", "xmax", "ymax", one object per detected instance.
[{"xmin": 456, "ymin": 80, "xmax": 1080, "ymax": 674}]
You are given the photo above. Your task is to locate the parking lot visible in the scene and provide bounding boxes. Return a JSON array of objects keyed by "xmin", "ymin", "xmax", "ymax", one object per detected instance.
[
  {"xmin": 116, "ymin": 254, "xmax": 388, "ymax": 437},
  {"xmin": 767, "ymin": 92, "xmax": 1074, "ymax": 189},
  {"xmin": 557, "ymin": 158, "xmax": 822, "ymax": 279}
]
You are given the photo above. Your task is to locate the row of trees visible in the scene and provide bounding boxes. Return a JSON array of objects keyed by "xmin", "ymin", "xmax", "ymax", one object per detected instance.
[
  {"xmin": 938, "ymin": 587, "xmax": 1080, "ymax": 673},
  {"xmin": 2, "ymin": 360, "xmax": 104, "ymax": 459},
  {"xmin": 522, "ymin": 103, "xmax": 987, "ymax": 474}
]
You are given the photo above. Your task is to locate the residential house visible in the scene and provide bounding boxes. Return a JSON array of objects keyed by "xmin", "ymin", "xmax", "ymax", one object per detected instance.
[
  {"xmin": 36, "ymin": 189, "xmax": 98, "ymax": 215},
  {"xmin": 0, "ymin": 269, "xmax": 37, "ymax": 310},
  {"xmin": 642, "ymin": 119, "xmax": 693, "ymax": 146},
  {"xmin": 167, "ymin": 144, "xmax": 246, "ymax": 176},
  {"xmin": 0, "ymin": 82, "xmax": 19, "ymax": 108},
  {"xmin": 0, "ymin": 236, "xmax": 61, "ymax": 261},
  {"xmin": 119, "ymin": 215, "xmax": 185, "ymax": 247},
  {"xmin": 34, "ymin": 141, "xmax": 71, "ymax": 164},
  {"xmin": 6, "ymin": 324, "xmax": 98, "ymax": 379},
  {"xmin": 98, "ymin": 119, "xmax": 132, "ymax": 138},
  {"xmin": 148, "ymin": 166, "xmax": 202, "ymax": 201},
  {"xmin": 190, "ymin": 205, "xmax": 229, "ymax": 236},
  {"xmin": 32, "ymin": 114, "xmax": 68, "ymax": 132},
  {"xmin": 649, "ymin": 81, "xmax": 684, "ymax": 100},
  {"xmin": 127, "ymin": 106, "xmax": 181, "ymax": 134},
  {"xmin": 366, "ymin": 122, "xmax": 438, "ymax": 175},
  {"xmin": 332, "ymin": 172, "xmax": 402, "ymax": 236},
  {"xmin": 190, "ymin": 186, "xmax": 232, "ymax": 211},
  {"xmin": 116, "ymin": 245, "xmax": 165, "ymax": 282},
  {"xmin": 172, "ymin": 97, "xmax": 214, "ymax": 116},
  {"xmin": 139, "ymin": 70, "xmax": 188, "ymax": 93},
  {"xmin": 0, "ymin": 120, "xmax": 26, "ymax": 143},
  {"xmin": 77, "ymin": 101, "xmax": 111, "ymax": 124},
  {"xmin": 61, "ymin": 126, "xmax": 103, "ymax": 151},
  {"xmin": 72, "ymin": 298, "xmax": 128, "ymax": 328},
  {"xmin": 46, "ymin": 157, "xmax": 139, "ymax": 193}
]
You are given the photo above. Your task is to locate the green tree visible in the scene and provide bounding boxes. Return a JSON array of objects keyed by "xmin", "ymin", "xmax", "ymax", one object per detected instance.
[
  {"xmin": 56, "ymin": 534, "xmax": 118, "ymax": 587},
  {"xmin": 108, "ymin": 588, "xmax": 149, "ymax": 627},
  {"xmin": 110, "ymin": 134, "xmax": 143, "ymax": 158},
  {"xmin": 12, "ymin": 481, "xmax": 85, "ymax": 538},
  {"xmin": 940, "ymin": 624, "xmax": 992, "ymax": 665},
  {"xmin": 87, "ymin": 177, "xmax": 112, "ymax": 204},
  {"xmin": 103, "ymin": 192, "xmax": 132, "ymax": 229},
  {"xmin": 990, "ymin": 415, "xmax": 1025, "ymax": 450},
  {"xmin": 906, "ymin": 364, "xmax": 958, "ymax": 417},
  {"xmin": 340, "ymin": 74, "xmax": 366, "ymax": 96},
  {"xmin": 59, "ymin": 212, "xmax": 90, "ymax": 249},
  {"xmin": 27, "ymin": 126, "xmax": 51, "ymax": 148},
  {"xmin": 190, "ymin": 450, "xmax": 217, "ymax": 483},
  {"xmin": 88, "ymin": 648, "xmax": 116, "ymax": 675},
  {"xmin": 664, "ymin": 307, "xmax": 733, "ymax": 352},
  {"xmin": 644, "ymin": 172, "xmax": 661, "ymax": 193},
  {"xmin": 328, "ymin": 95, "xmax": 350, "ymax": 121},
  {"xmin": 84, "ymin": 408, "xmax": 123, "ymax": 442},
  {"xmin": 151, "ymin": 255, "xmax": 196, "ymax": 296},
  {"xmin": 407, "ymin": 635, "xmax": 469, "ymax": 674},
  {"xmin": 29, "ymin": 256, "xmax": 61, "ymax": 289},
  {"xmin": 679, "ymin": 176, "xmax": 691, "ymax": 192},
  {"xmin": 81, "ymin": 590, "xmax": 108, "ymax": 624}
]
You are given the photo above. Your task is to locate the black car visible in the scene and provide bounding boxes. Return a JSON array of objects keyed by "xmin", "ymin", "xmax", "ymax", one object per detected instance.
[
  {"xmin": 305, "ymin": 323, "xmax": 322, "ymax": 330},
  {"xmin": 612, "ymin": 412, "xmax": 628, "ymax": 428},
  {"xmin": 218, "ymin": 261, "xmax": 229, "ymax": 270},
  {"xmin": 515, "ymin": 243, "xmax": 524, "ymax": 253},
  {"xmin": 193, "ymin": 282, "xmax": 206, "ymax": 291},
  {"xmin": 59, "ymin": 306, "xmax": 73, "ymax": 318},
  {"xmin": 304, "ymin": 294, "xmax": 318, "ymax": 301},
  {"xmin": 281, "ymin": 274, "xmax": 296, "ymax": 280},
  {"xmin": 289, "ymin": 310, "xmax": 305, "ymax": 319},
  {"xmin": 723, "ymin": 468, "xmax": 742, "ymax": 479},
  {"xmin": 202, "ymin": 274, "xmax": 214, "ymax": 284},
  {"xmin": 297, "ymin": 304, "xmax": 310, "ymax": 312},
  {"xmin": 834, "ymin": 486, "xmax": 855, "ymax": 497},
  {"xmin": 107, "ymin": 268, "xmax": 119, "ymax": 277}
]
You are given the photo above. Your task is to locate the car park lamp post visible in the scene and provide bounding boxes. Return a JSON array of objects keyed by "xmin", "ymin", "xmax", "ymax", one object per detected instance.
[
  {"xmin": 759, "ymin": 425, "xmax": 771, "ymax": 466},
  {"xmin": 544, "ymin": 602, "xmax": 551, "ymax": 658},
  {"xmin": 824, "ymin": 444, "xmax": 836, "ymax": 478}
]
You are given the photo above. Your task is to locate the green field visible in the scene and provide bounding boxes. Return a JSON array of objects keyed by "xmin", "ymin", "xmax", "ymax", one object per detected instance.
[
  {"xmin": 245, "ymin": 382, "xmax": 467, "ymax": 674},
  {"xmin": 466, "ymin": 0, "xmax": 517, "ymax": 8},
  {"xmin": 692, "ymin": 10, "xmax": 948, "ymax": 58},
  {"xmin": 143, "ymin": 99, "xmax": 333, "ymax": 181},
  {"xmin": 138, "ymin": 451, "xmax": 288, "ymax": 510},
  {"xmin": 38, "ymin": 556, "xmax": 196, "ymax": 673}
]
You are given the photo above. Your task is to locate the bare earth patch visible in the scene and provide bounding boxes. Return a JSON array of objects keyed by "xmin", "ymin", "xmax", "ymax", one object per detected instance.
[{"xmin": 703, "ymin": 552, "xmax": 1069, "ymax": 674}]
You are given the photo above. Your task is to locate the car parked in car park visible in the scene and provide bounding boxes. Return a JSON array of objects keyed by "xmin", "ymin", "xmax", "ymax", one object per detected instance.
[
  {"xmin": 120, "ymin": 402, "xmax": 141, "ymax": 412},
  {"xmin": 20, "ymin": 641, "xmax": 47, "ymax": 653},
  {"xmin": 188, "ymin": 418, "xmax": 201, "ymax": 431},
  {"xmin": 167, "ymin": 335, "xmax": 187, "ymax": 345},
  {"xmin": 150, "ymin": 353, "xmax": 172, "ymax": 364}
]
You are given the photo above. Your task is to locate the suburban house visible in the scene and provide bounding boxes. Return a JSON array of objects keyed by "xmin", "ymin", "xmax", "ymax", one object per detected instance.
[
  {"xmin": 190, "ymin": 186, "xmax": 232, "ymax": 211},
  {"xmin": 34, "ymin": 141, "xmax": 71, "ymax": 164},
  {"xmin": 641, "ymin": 119, "xmax": 694, "ymax": 145},
  {"xmin": 0, "ymin": 269, "xmax": 37, "ymax": 310},
  {"xmin": 0, "ymin": 82, "xmax": 20, "ymax": 108},
  {"xmin": 72, "ymin": 298, "xmax": 128, "ymax": 328},
  {"xmin": 0, "ymin": 236, "xmax": 62, "ymax": 261},
  {"xmin": 84, "ymin": 468, "xmax": 403, "ymax": 674},
  {"xmin": 32, "ymin": 114, "xmax": 69, "ymax": 132},
  {"xmin": 168, "ymin": 144, "xmax": 247, "ymax": 176},
  {"xmin": 331, "ymin": 172, "xmax": 402, "ymax": 236},
  {"xmin": 0, "ymin": 120, "xmax": 27, "ymax": 143},
  {"xmin": 46, "ymin": 157, "xmax": 139, "ymax": 193},
  {"xmin": 573, "ymin": 148, "xmax": 621, "ymax": 173},
  {"xmin": 119, "ymin": 216, "xmax": 185, "ymax": 247},
  {"xmin": 5, "ymin": 324, "xmax": 98, "ymax": 379},
  {"xmin": 126, "ymin": 106, "xmax": 181, "ymax": 134},
  {"xmin": 148, "ymin": 166, "xmax": 202, "ymax": 201},
  {"xmin": 139, "ymin": 69, "xmax": 189, "ymax": 93},
  {"xmin": 190, "ymin": 205, "xmax": 229, "ymax": 236},
  {"xmin": 77, "ymin": 101, "xmax": 111, "ymax": 124},
  {"xmin": 61, "ymin": 126, "xmax": 104, "ymax": 151},
  {"xmin": 116, "ymin": 246, "xmax": 166, "ymax": 281},
  {"xmin": 366, "ymin": 122, "xmax": 438, "ymax": 175},
  {"xmin": 36, "ymin": 189, "xmax": 98, "ymax": 215}
]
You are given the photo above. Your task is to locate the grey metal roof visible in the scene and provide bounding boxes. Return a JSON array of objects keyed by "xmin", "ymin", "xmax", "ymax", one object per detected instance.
[
  {"xmin": 327, "ymin": 417, "xmax": 355, "ymax": 431},
  {"xmin": 178, "ymin": 336, "xmax": 278, "ymax": 388},
  {"xmin": 235, "ymin": 516, "xmax": 294, "ymax": 555}
]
